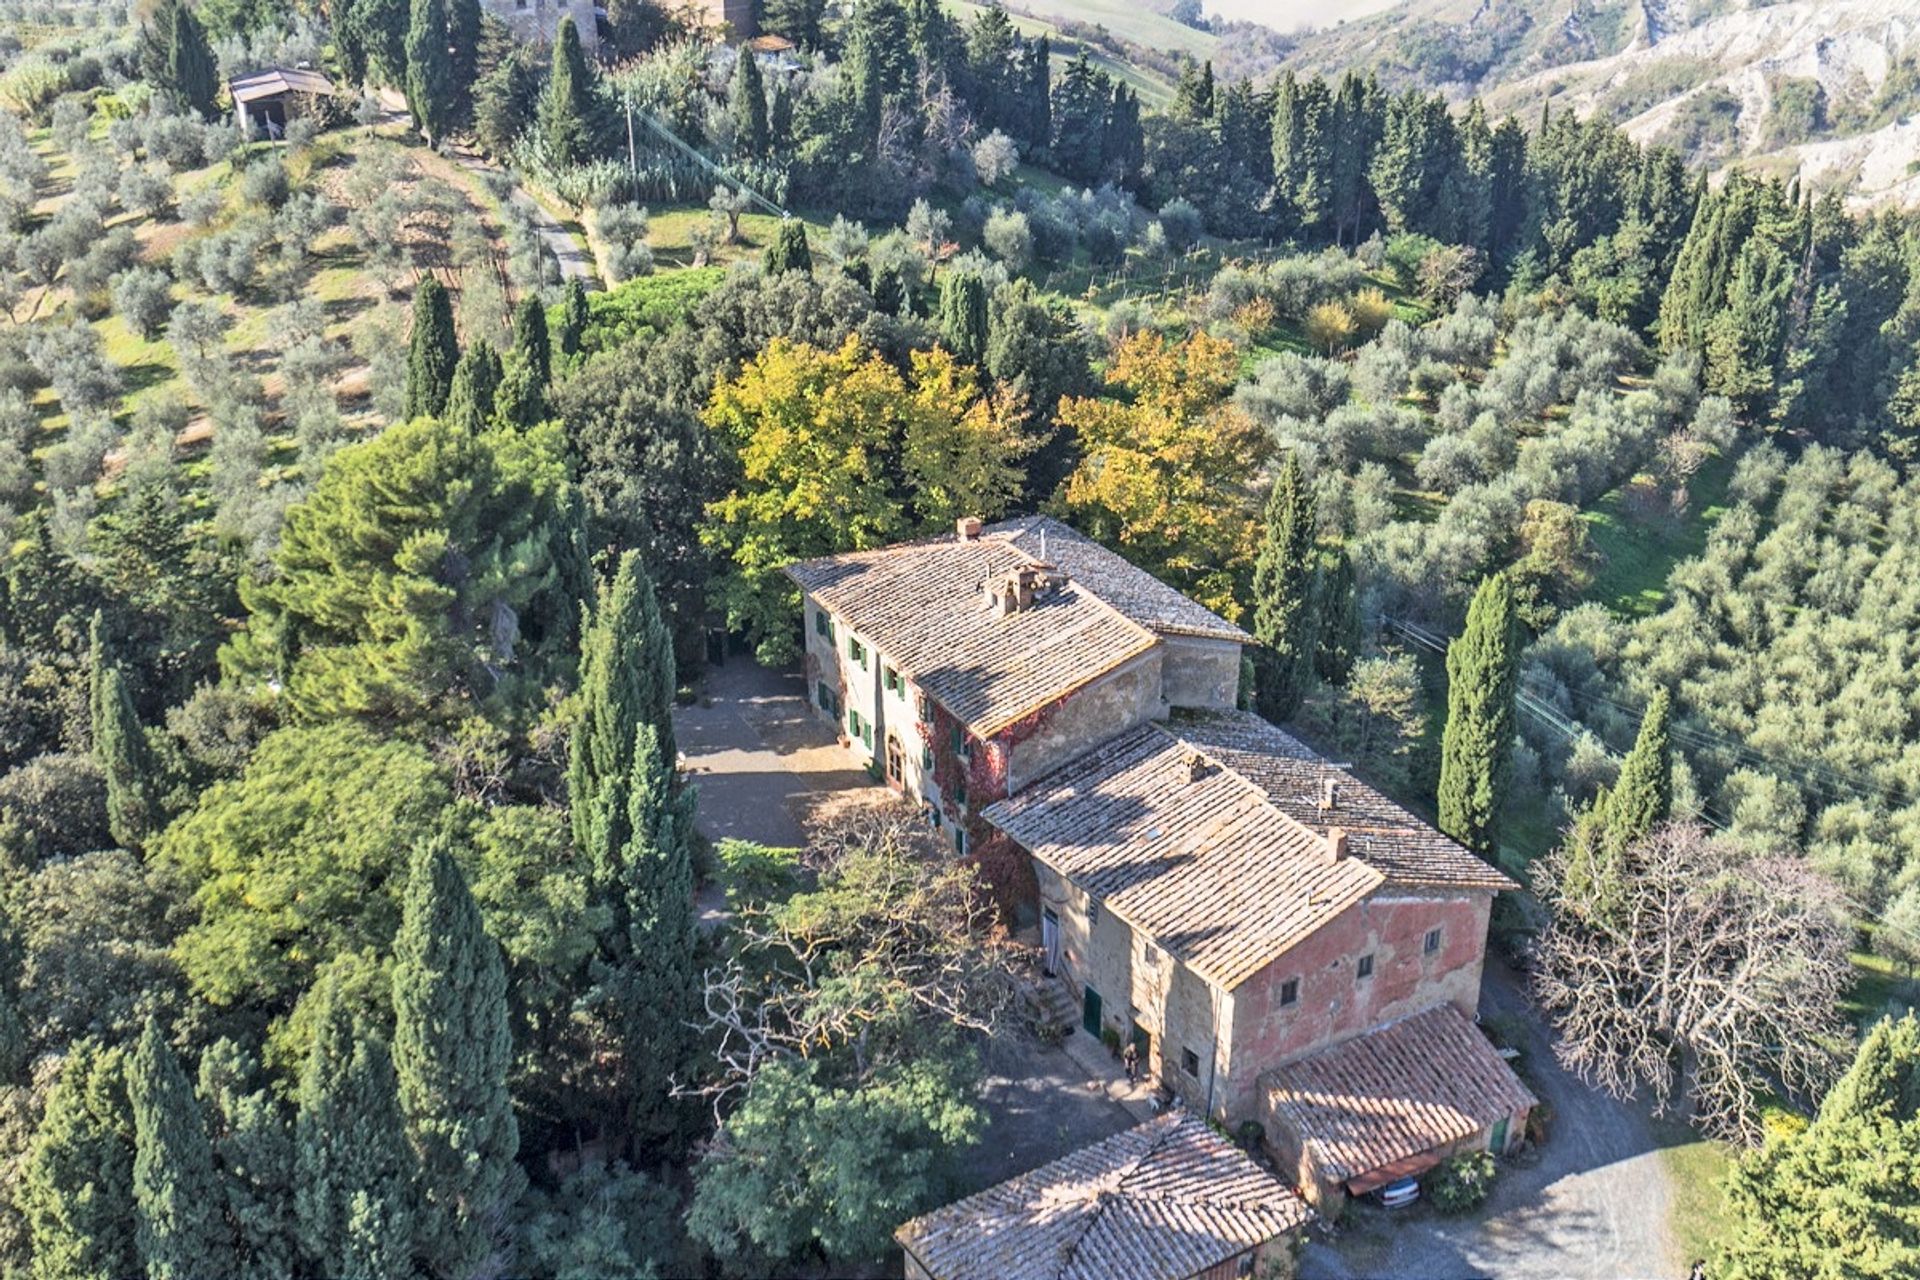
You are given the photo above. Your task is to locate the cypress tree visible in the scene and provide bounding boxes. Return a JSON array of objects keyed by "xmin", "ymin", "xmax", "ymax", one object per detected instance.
[
  {"xmin": 392, "ymin": 836, "xmax": 523, "ymax": 1279},
  {"xmin": 404, "ymin": 0, "xmax": 454, "ymax": 146},
  {"xmin": 1024, "ymin": 34, "xmax": 1051, "ymax": 151},
  {"xmin": 1438, "ymin": 572, "xmax": 1519, "ymax": 860},
  {"xmin": 513, "ymin": 294, "xmax": 552, "ymax": 388},
  {"xmin": 404, "ymin": 276, "xmax": 459, "ymax": 421},
  {"xmin": 294, "ymin": 982, "xmax": 414, "ymax": 1280},
  {"xmin": 769, "ymin": 78, "xmax": 795, "ymax": 151},
  {"xmin": 19, "ymin": 1041, "xmax": 137, "ymax": 1280},
  {"xmin": 568, "ymin": 552, "xmax": 676, "ymax": 862},
  {"xmin": 557, "ymin": 278, "xmax": 590, "ymax": 358},
  {"xmin": 539, "ymin": 16, "xmax": 591, "ymax": 169},
  {"xmin": 198, "ymin": 1040, "xmax": 298, "ymax": 1280},
  {"xmin": 764, "ymin": 219, "xmax": 813, "ymax": 276},
  {"xmin": 448, "ymin": 0, "xmax": 481, "ymax": 124},
  {"xmin": 874, "ymin": 261, "xmax": 911, "ymax": 316},
  {"xmin": 491, "ymin": 352, "xmax": 547, "ymax": 430},
  {"xmin": 1315, "ymin": 544, "xmax": 1359, "ymax": 687},
  {"xmin": 165, "ymin": 2, "xmax": 218, "ymax": 120},
  {"xmin": 1607, "ymin": 688, "xmax": 1673, "ymax": 842},
  {"xmin": 729, "ymin": 45, "xmax": 768, "ymax": 158},
  {"xmin": 130, "ymin": 1018, "xmax": 235, "ymax": 1280},
  {"xmin": 604, "ymin": 722, "xmax": 699, "ymax": 1144},
  {"xmin": 444, "ymin": 342, "xmax": 503, "ymax": 435},
  {"xmin": 937, "ymin": 271, "xmax": 988, "ymax": 366},
  {"xmin": 94, "ymin": 664, "xmax": 161, "ymax": 852},
  {"xmin": 1252, "ymin": 452, "xmax": 1318, "ymax": 723}
]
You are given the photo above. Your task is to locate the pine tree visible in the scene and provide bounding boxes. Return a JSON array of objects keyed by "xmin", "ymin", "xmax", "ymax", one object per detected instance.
[
  {"xmin": 937, "ymin": 271, "xmax": 988, "ymax": 366},
  {"xmin": 448, "ymin": 0, "xmax": 482, "ymax": 124},
  {"xmin": 492, "ymin": 352, "xmax": 547, "ymax": 429},
  {"xmin": 1252, "ymin": 452, "xmax": 1318, "ymax": 723},
  {"xmin": 89, "ymin": 615, "xmax": 161, "ymax": 852},
  {"xmin": 165, "ymin": 2, "xmax": 218, "ymax": 120},
  {"xmin": 294, "ymin": 983, "xmax": 414, "ymax": 1280},
  {"xmin": 130, "ymin": 1018, "xmax": 235, "ymax": 1280},
  {"xmin": 198, "ymin": 1040, "xmax": 298, "ymax": 1280},
  {"xmin": 729, "ymin": 45, "xmax": 768, "ymax": 157},
  {"xmin": 404, "ymin": 276, "xmax": 459, "ymax": 421},
  {"xmin": 1437, "ymin": 572, "xmax": 1519, "ymax": 860},
  {"xmin": 568, "ymin": 552, "xmax": 676, "ymax": 862},
  {"xmin": 557, "ymin": 278, "xmax": 590, "ymax": 358},
  {"xmin": 1173, "ymin": 58, "xmax": 1214, "ymax": 122},
  {"xmin": 1718, "ymin": 1012, "xmax": 1920, "ymax": 1278},
  {"xmin": 19, "ymin": 1041, "xmax": 137, "ymax": 1280},
  {"xmin": 1050, "ymin": 53, "xmax": 1107, "ymax": 184},
  {"xmin": 444, "ymin": 342, "xmax": 503, "ymax": 434},
  {"xmin": 540, "ymin": 16, "xmax": 591, "ymax": 168},
  {"xmin": 514, "ymin": 294, "xmax": 552, "ymax": 387},
  {"xmin": 392, "ymin": 836, "xmax": 524, "ymax": 1279},
  {"xmin": 764, "ymin": 220, "xmax": 813, "ymax": 276},
  {"xmin": 404, "ymin": 0, "xmax": 454, "ymax": 145}
]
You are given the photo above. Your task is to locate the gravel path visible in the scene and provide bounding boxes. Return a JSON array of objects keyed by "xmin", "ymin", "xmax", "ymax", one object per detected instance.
[{"xmin": 1301, "ymin": 965, "xmax": 1680, "ymax": 1280}]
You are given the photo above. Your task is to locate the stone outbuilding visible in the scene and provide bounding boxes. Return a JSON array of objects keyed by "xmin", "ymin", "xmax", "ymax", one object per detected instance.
[
  {"xmin": 1260, "ymin": 1002, "xmax": 1537, "ymax": 1214},
  {"xmin": 895, "ymin": 1112, "xmax": 1312, "ymax": 1280},
  {"xmin": 228, "ymin": 66, "xmax": 334, "ymax": 139}
]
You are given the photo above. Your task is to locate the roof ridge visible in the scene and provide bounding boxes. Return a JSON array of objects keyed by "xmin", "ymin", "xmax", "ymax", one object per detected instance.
[{"xmin": 1052, "ymin": 1116, "xmax": 1184, "ymax": 1279}]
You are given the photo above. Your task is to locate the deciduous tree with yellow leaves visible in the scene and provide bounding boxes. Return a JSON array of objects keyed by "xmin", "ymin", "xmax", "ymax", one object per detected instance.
[
  {"xmin": 703, "ymin": 337, "xmax": 1028, "ymax": 662},
  {"xmin": 1054, "ymin": 331, "xmax": 1270, "ymax": 619}
]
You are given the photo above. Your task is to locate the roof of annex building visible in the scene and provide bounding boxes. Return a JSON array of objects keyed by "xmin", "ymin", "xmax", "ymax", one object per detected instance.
[
  {"xmin": 1260, "ymin": 1002, "xmax": 1538, "ymax": 1194},
  {"xmin": 981, "ymin": 711, "xmax": 1514, "ymax": 990},
  {"xmin": 895, "ymin": 1112, "xmax": 1311, "ymax": 1280}
]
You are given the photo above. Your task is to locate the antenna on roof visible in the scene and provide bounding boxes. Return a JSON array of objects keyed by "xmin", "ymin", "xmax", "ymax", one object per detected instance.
[{"xmin": 1040, "ymin": 524, "xmax": 1047, "ymax": 563}]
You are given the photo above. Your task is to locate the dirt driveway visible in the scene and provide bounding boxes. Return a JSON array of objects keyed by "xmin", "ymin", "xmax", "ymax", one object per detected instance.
[{"xmin": 1301, "ymin": 964, "xmax": 1680, "ymax": 1280}]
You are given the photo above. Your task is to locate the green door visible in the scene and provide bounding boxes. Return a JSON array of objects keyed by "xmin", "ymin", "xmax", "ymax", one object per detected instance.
[
  {"xmin": 1489, "ymin": 1116, "xmax": 1509, "ymax": 1153},
  {"xmin": 1081, "ymin": 986, "xmax": 1102, "ymax": 1037}
]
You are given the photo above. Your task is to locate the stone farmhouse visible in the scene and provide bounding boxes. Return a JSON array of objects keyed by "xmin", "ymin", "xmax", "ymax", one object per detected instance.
[
  {"xmin": 479, "ymin": 0, "xmax": 599, "ymax": 50},
  {"xmin": 786, "ymin": 516, "xmax": 1535, "ymax": 1212}
]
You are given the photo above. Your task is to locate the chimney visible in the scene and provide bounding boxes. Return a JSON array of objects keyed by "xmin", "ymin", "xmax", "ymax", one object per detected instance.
[
  {"xmin": 1327, "ymin": 827, "xmax": 1350, "ymax": 861},
  {"xmin": 1320, "ymin": 777, "xmax": 1339, "ymax": 812},
  {"xmin": 956, "ymin": 516, "xmax": 982, "ymax": 542},
  {"xmin": 1185, "ymin": 750, "xmax": 1208, "ymax": 783}
]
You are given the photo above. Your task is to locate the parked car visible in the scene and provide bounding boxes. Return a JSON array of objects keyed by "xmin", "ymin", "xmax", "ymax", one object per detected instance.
[{"xmin": 1375, "ymin": 1176, "xmax": 1421, "ymax": 1209}]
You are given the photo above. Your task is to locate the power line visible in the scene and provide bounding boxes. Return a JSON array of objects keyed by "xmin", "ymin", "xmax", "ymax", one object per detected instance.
[{"xmin": 618, "ymin": 95, "xmax": 788, "ymax": 220}]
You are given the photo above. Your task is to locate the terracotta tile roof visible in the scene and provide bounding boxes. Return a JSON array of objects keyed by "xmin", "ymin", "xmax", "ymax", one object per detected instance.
[
  {"xmin": 981, "ymin": 720, "xmax": 1381, "ymax": 989},
  {"xmin": 895, "ymin": 1113, "xmax": 1311, "ymax": 1280},
  {"xmin": 1168, "ymin": 712, "xmax": 1514, "ymax": 894},
  {"xmin": 981, "ymin": 712, "xmax": 1512, "ymax": 990},
  {"xmin": 1260, "ymin": 1003, "xmax": 1536, "ymax": 1191},
  {"xmin": 786, "ymin": 537, "xmax": 1159, "ymax": 738},
  {"xmin": 989, "ymin": 516, "xmax": 1251, "ymax": 644}
]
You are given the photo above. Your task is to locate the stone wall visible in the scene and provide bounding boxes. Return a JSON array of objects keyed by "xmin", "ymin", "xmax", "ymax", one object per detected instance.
[
  {"xmin": 1003, "ymin": 650, "xmax": 1161, "ymax": 792},
  {"xmin": 1218, "ymin": 891, "xmax": 1495, "ymax": 1123},
  {"xmin": 1158, "ymin": 634, "xmax": 1242, "ymax": 711}
]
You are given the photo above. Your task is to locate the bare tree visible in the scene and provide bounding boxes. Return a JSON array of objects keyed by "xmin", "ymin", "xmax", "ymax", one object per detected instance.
[
  {"xmin": 688, "ymin": 803, "xmax": 1016, "ymax": 1120},
  {"xmin": 1533, "ymin": 822, "xmax": 1854, "ymax": 1143}
]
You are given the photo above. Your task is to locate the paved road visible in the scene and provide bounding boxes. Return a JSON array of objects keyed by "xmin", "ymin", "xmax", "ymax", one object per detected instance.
[
  {"xmin": 449, "ymin": 152, "xmax": 596, "ymax": 284},
  {"xmin": 1301, "ymin": 964, "xmax": 1679, "ymax": 1280}
]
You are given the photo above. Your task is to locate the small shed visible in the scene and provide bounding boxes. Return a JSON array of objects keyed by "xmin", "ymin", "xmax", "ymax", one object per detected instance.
[
  {"xmin": 228, "ymin": 66, "xmax": 335, "ymax": 139},
  {"xmin": 895, "ymin": 1112, "xmax": 1313, "ymax": 1280},
  {"xmin": 1259, "ymin": 1002, "xmax": 1537, "ymax": 1214}
]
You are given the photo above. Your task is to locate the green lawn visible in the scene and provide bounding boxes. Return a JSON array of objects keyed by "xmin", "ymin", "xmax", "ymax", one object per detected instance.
[
  {"xmin": 1654, "ymin": 1119, "xmax": 1738, "ymax": 1268},
  {"xmin": 1582, "ymin": 449, "xmax": 1737, "ymax": 617},
  {"xmin": 1847, "ymin": 945, "xmax": 1918, "ymax": 1029}
]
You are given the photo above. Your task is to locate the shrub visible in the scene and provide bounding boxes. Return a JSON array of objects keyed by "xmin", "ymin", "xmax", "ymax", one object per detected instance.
[
  {"xmin": 1427, "ymin": 1148, "xmax": 1497, "ymax": 1213},
  {"xmin": 241, "ymin": 158, "xmax": 291, "ymax": 210},
  {"xmin": 1348, "ymin": 288, "xmax": 1395, "ymax": 341},
  {"xmin": 982, "ymin": 207, "xmax": 1032, "ymax": 272},
  {"xmin": 1305, "ymin": 300, "xmax": 1356, "ymax": 354}
]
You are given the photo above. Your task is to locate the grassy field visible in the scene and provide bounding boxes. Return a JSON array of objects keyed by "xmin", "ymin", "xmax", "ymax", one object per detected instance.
[
  {"xmin": 1582, "ymin": 449, "xmax": 1737, "ymax": 617},
  {"xmin": 1654, "ymin": 1119, "xmax": 1738, "ymax": 1268},
  {"xmin": 1847, "ymin": 943, "xmax": 1919, "ymax": 1029},
  {"xmin": 943, "ymin": 0, "xmax": 1182, "ymax": 102}
]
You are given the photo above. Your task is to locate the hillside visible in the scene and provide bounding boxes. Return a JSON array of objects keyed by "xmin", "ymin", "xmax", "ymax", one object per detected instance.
[{"xmin": 1278, "ymin": 0, "xmax": 1920, "ymax": 206}]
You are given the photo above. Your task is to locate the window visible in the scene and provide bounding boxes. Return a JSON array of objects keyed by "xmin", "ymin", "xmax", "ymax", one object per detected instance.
[
  {"xmin": 816, "ymin": 682, "xmax": 836, "ymax": 713},
  {"xmin": 847, "ymin": 708, "xmax": 871, "ymax": 747},
  {"xmin": 848, "ymin": 637, "xmax": 867, "ymax": 668},
  {"xmin": 1181, "ymin": 1047, "xmax": 1200, "ymax": 1077},
  {"xmin": 1142, "ymin": 941, "xmax": 1160, "ymax": 965},
  {"xmin": 952, "ymin": 776, "xmax": 967, "ymax": 808},
  {"xmin": 951, "ymin": 827, "xmax": 966, "ymax": 856},
  {"xmin": 921, "ymin": 742, "xmax": 933, "ymax": 770},
  {"xmin": 918, "ymin": 694, "xmax": 934, "ymax": 721},
  {"xmin": 882, "ymin": 665, "xmax": 901, "ymax": 694},
  {"xmin": 950, "ymin": 725, "xmax": 969, "ymax": 759},
  {"xmin": 1237, "ymin": 1256, "xmax": 1256, "ymax": 1278},
  {"xmin": 1425, "ymin": 927, "xmax": 1443, "ymax": 955},
  {"xmin": 1278, "ymin": 977, "xmax": 1299, "ymax": 1006},
  {"xmin": 927, "ymin": 805, "xmax": 942, "ymax": 830},
  {"xmin": 1356, "ymin": 953, "xmax": 1375, "ymax": 981},
  {"xmin": 814, "ymin": 609, "xmax": 832, "ymax": 639}
]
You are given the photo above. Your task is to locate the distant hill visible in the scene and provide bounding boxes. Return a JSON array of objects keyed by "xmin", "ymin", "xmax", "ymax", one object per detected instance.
[{"xmin": 1276, "ymin": 0, "xmax": 1920, "ymax": 207}]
